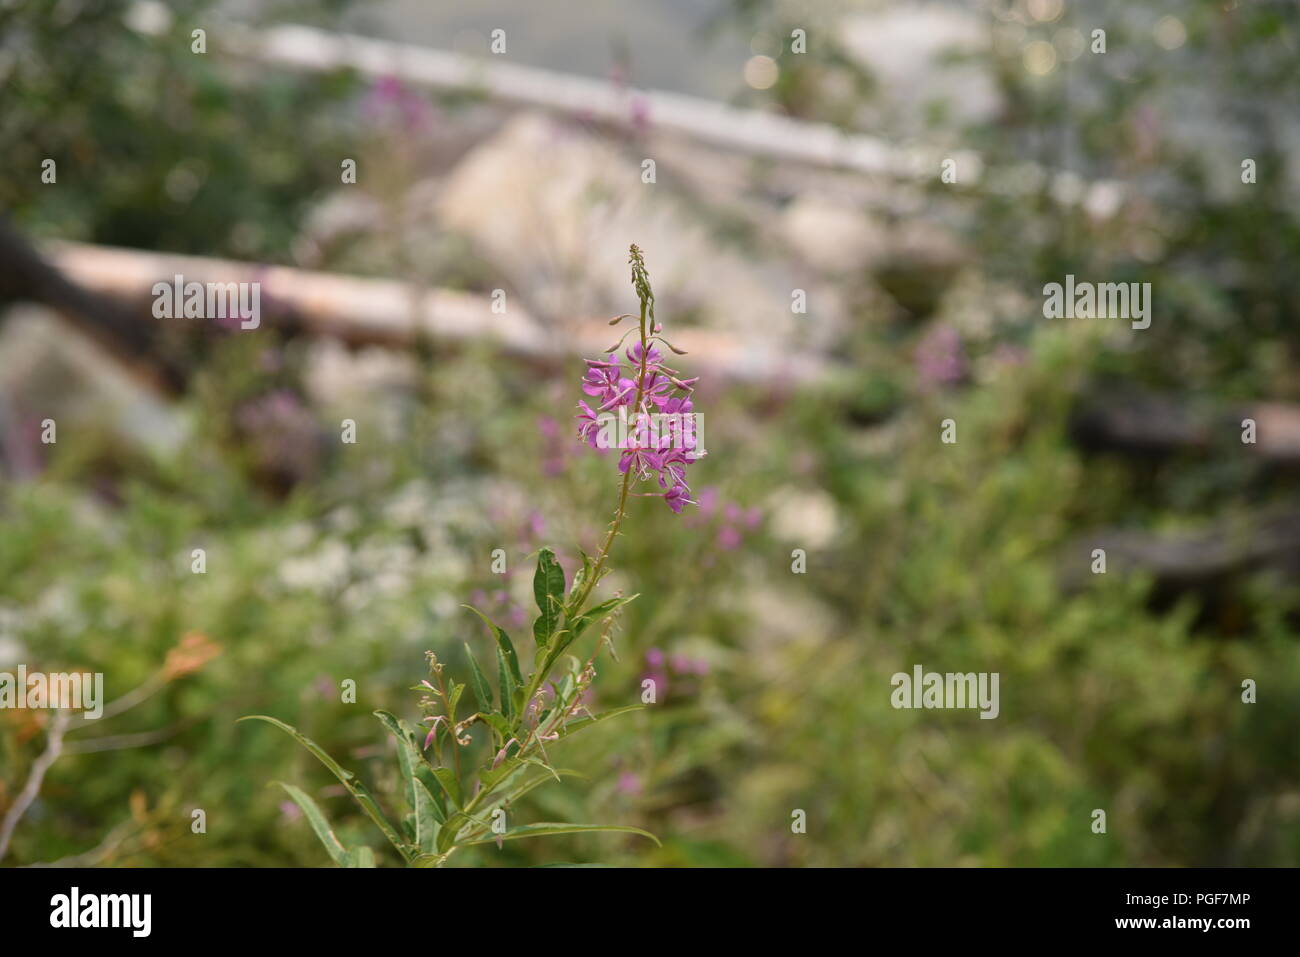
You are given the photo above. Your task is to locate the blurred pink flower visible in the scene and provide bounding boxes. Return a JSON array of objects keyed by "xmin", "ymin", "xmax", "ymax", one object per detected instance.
[
  {"xmin": 362, "ymin": 74, "xmax": 436, "ymax": 133},
  {"xmin": 629, "ymin": 95, "xmax": 651, "ymax": 135},
  {"xmin": 914, "ymin": 324, "xmax": 967, "ymax": 391},
  {"xmin": 537, "ymin": 416, "xmax": 570, "ymax": 476}
]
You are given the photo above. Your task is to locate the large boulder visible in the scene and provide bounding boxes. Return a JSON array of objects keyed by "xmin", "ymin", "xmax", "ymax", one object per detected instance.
[{"xmin": 437, "ymin": 112, "xmax": 834, "ymax": 344}]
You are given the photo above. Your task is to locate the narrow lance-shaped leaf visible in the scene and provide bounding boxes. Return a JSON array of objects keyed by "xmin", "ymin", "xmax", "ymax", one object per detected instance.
[
  {"xmin": 544, "ymin": 594, "xmax": 638, "ymax": 672},
  {"xmin": 239, "ymin": 715, "xmax": 411, "ymax": 863},
  {"xmin": 430, "ymin": 766, "xmax": 462, "ymax": 809},
  {"xmin": 464, "ymin": 643, "xmax": 493, "ymax": 713},
  {"xmin": 276, "ymin": 782, "xmax": 349, "ymax": 867},
  {"xmin": 453, "ymin": 769, "xmax": 585, "ymax": 845},
  {"xmin": 567, "ymin": 548, "xmax": 595, "ymax": 608},
  {"xmin": 436, "ymin": 810, "xmax": 471, "ymax": 854},
  {"xmin": 481, "ymin": 711, "xmax": 512, "ymax": 745},
  {"xmin": 374, "ymin": 710, "xmax": 440, "ymax": 851},
  {"xmin": 532, "ymin": 548, "xmax": 566, "ymax": 647},
  {"xmin": 345, "ymin": 846, "xmax": 377, "ymax": 868},
  {"xmin": 401, "ymin": 718, "xmax": 448, "ymax": 824},
  {"xmin": 571, "ymin": 594, "xmax": 637, "ymax": 639},
  {"xmin": 459, "ymin": 822, "xmax": 661, "ymax": 848},
  {"xmin": 373, "ymin": 711, "xmax": 417, "ymax": 813},
  {"xmin": 414, "ymin": 778, "xmax": 446, "ymax": 837},
  {"xmin": 555, "ymin": 704, "xmax": 644, "ymax": 741},
  {"xmin": 497, "ymin": 644, "xmax": 518, "ymax": 721},
  {"xmin": 465, "ymin": 605, "xmax": 522, "ymax": 685}
]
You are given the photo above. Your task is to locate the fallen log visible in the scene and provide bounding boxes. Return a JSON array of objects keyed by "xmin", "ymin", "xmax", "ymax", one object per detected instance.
[
  {"xmin": 0, "ymin": 219, "xmax": 187, "ymax": 394},
  {"xmin": 42, "ymin": 240, "xmax": 830, "ymax": 386},
  {"xmin": 1061, "ymin": 509, "xmax": 1300, "ymax": 629}
]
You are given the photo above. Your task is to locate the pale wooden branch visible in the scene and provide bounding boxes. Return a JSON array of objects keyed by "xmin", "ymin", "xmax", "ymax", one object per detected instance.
[
  {"xmin": 44, "ymin": 240, "xmax": 829, "ymax": 386},
  {"xmin": 0, "ymin": 710, "xmax": 71, "ymax": 862}
]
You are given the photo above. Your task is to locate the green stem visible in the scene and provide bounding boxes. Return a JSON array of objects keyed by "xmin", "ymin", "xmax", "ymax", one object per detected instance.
[
  {"xmin": 515, "ymin": 299, "xmax": 651, "ymax": 724},
  {"xmin": 568, "ymin": 300, "xmax": 651, "ymax": 612}
]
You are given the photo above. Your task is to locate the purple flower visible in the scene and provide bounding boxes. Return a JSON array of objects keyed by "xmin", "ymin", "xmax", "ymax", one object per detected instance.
[
  {"xmin": 641, "ymin": 670, "xmax": 668, "ymax": 699},
  {"xmin": 656, "ymin": 447, "xmax": 695, "ymax": 491},
  {"xmin": 617, "ymin": 431, "xmax": 660, "ymax": 481},
  {"xmin": 915, "ymin": 324, "xmax": 967, "ymax": 390},
  {"xmin": 616, "ymin": 771, "xmax": 642, "ymax": 796},
  {"xmin": 664, "ymin": 483, "xmax": 691, "ymax": 513},
  {"xmin": 629, "ymin": 95, "xmax": 652, "ymax": 135},
  {"xmin": 507, "ymin": 603, "xmax": 527, "ymax": 629},
  {"xmin": 576, "ymin": 401, "xmax": 606, "ymax": 451},
  {"xmin": 582, "ymin": 360, "xmax": 638, "ymax": 412},
  {"xmin": 362, "ymin": 73, "xmax": 437, "ymax": 133},
  {"xmin": 537, "ymin": 415, "xmax": 569, "ymax": 474},
  {"xmin": 625, "ymin": 342, "xmax": 662, "ymax": 368},
  {"xmin": 575, "ymin": 246, "xmax": 702, "ymax": 512}
]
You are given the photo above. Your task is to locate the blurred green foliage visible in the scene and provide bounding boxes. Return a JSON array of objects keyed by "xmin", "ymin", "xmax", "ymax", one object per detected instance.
[
  {"xmin": 1, "ymin": 0, "xmax": 361, "ymax": 260},
  {"xmin": 2, "ymin": 0, "xmax": 1300, "ymax": 867}
]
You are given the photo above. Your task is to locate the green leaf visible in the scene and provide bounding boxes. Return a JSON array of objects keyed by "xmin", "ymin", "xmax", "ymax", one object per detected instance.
[
  {"xmin": 460, "ymin": 769, "xmax": 583, "ymax": 838},
  {"xmin": 477, "ymin": 752, "xmax": 524, "ymax": 794},
  {"xmin": 567, "ymin": 548, "xmax": 594, "ymax": 603},
  {"xmin": 571, "ymin": 595, "xmax": 637, "ymax": 639},
  {"xmin": 497, "ymin": 645, "xmax": 518, "ymax": 721},
  {"xmin": 436, "ymin": 810, "xmax": 470, "ymax": 854},
  {"xmin": 542, "ymin": 595, "xmax": 638, "ymax": 673},
  {"xmin": 556, "ymin": 704, "xmax": 644, "ymax": 740},
  {"xmin": 275, "ymin": 782, "xmax": 349, "ymax": 867},
  {"xmin": 459, "ymin": 822, "xmax": 660, "ymax": 847},
  {"xmin": 402, "ymin": 720, "xmax": 447, "ymax": 824},
  {"xmin": 430, "ymin": 766, "xmax": 462, "ymax": 809},
  {"xmin": 464, "ymin": 643, "xmax": 493, "ymax": 713},
  {"xmin": 345, "ymin": 846, "xmax": 377, "ymax": 868},
  {"xmin": 412, "ymin": 779, "xmax": 444, "ymax": 849},
  {"xmin": 373, "ymin": 710, "xmax": 417, "ymax": 812},
  {"xmin": 466, "ymin": 605, "xmax": 522, "ymax": 686},
  {"xmin": 532, "ymin": 548, "xmax": 566, "ymax": 646},
  {"xmin": 481, "ymin": 711, "xmax": 512, "ymax": 744},
  {"xmin": 374, "ymin": 710, "xmax": 443, "ymax": 852},
  {"xmin": 239, "ymin": 715, "xmax": 411, "ymax": 863}
]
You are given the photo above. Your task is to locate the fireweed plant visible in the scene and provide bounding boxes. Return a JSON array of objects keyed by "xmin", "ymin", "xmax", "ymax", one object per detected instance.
[{"xmin": 242, "ymin": 246, "xmax": 701, "ymax": 866}]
